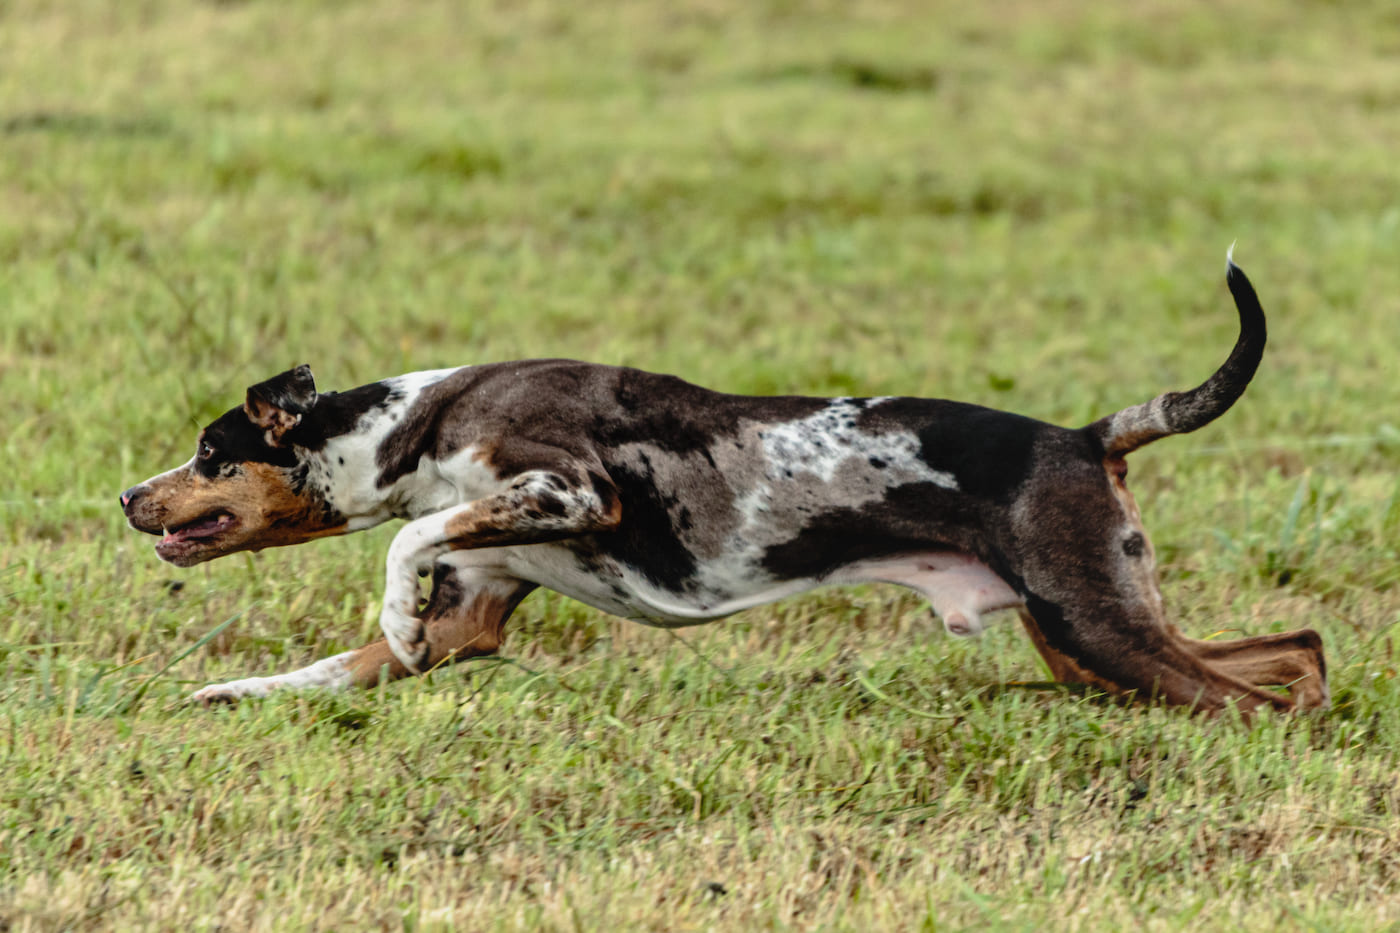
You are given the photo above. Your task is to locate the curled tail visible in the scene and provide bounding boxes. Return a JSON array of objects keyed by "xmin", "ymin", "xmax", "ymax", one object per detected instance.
[{"xmin": 1089, "ymin": 250, "xmax": 1266, "ymax": 457}]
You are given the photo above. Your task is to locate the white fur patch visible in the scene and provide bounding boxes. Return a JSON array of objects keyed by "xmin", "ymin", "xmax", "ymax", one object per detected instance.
[
  {"xmin": 318, "ymin": 368, "xmax": 472, "ymax": 528},
  {"xmin": 381, "ymin": 510, "xmax": 454, "ymax": 669},
  {"xmin": 754, "ymin": 399, "xmax": 957, "ymax": 488}
]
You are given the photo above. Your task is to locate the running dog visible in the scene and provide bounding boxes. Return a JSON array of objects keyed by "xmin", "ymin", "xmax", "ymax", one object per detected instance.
[{"xmin": 121, "ymin": 255, "xmax": 1328, "ymax": 714}]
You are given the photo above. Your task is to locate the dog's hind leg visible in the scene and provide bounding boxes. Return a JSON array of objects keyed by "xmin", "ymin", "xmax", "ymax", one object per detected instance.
[
  {"xmin": 1016, "ymin": 611, "xmax": 1328, "ymax": 713},
  {"xmin": 1164, "ymin": 625, "xmax": 1329, "ymax": 709},
  {"xmin": 1017, "ymin": 609, "xmax": 1122, "ymax": 694}
]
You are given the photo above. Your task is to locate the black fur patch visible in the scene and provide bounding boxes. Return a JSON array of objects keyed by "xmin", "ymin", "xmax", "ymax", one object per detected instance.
[
  {"xmin": 592, "ymin": 370, "xmax": 826, "ymax": 458},
  {"xmin": 594, "ymin": 458, "xmax": 701, "ymax": 593},
  {"xmin": 759, "ymin": 481, "xmax": 988, "ymax": 580},
  {"xmin": 535, "ymin": 493, "xmax": 568, "ymax": 517},
  {"xmin": 292, "ymin": 382, "xmax": 395, "ymax": 449},
  {"xmin": 857, "ymin": 399, "xmax": 1039, "ymax": 503},
  {"xmin": 197, "ymin": 381, "xmax": 394, "ymax": 475},
  {"xmin": 198, "ymin": 408, "xmax": 300, "ymax": 476}
]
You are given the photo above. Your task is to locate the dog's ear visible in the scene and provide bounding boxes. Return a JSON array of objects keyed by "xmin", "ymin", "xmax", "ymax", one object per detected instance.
[{"xmin": 244, "ymin": 364, "xmax": 318, "ymax": 446}]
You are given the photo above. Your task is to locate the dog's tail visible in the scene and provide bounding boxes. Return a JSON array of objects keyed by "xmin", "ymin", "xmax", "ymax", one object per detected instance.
[{"xmin": 1089, "ymin": 249, "xmax": 1266, "ymax": 458}]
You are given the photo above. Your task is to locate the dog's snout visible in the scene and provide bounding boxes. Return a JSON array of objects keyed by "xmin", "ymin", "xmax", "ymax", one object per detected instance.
[{"xmin": 120, "ymin": 483, "xmax": 168, "ymax": 539}]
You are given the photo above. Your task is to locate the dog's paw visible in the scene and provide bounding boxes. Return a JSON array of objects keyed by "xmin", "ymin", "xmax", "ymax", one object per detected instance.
[
  {"xmin": 189, "ymin": 677, "xmax": 275, "ymax": 706},
  {"xmin": 380, "ymin": 604, "xmax": 428, "ymax": 672}
]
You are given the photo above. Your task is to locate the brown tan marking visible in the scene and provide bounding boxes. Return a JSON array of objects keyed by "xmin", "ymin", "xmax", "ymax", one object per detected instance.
[
  {"xmin": 245, "ymin": 398, "xmax": 302, "ymax": 445},
  {"xmin": 125, "ymin": 461, "xmax": 345, "ymax": 567},
  {"xmin": 1166, "ymin": 626, "xmax": 1328, "ymax": 709}
]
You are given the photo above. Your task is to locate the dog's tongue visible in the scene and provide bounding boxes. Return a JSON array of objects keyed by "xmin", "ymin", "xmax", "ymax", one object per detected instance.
[{"xmin": 163, "ymin": 513, "xmax": 234, "ymax": 543}]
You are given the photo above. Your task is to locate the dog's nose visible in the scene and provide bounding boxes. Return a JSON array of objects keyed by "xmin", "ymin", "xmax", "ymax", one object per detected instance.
[{"xmin": 120, "ymin": 485, "xmax": 143, "ymax": 510}]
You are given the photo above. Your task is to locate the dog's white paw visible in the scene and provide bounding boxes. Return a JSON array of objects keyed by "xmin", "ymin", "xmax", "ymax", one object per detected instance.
[
  {"xmin": 189, "ymin": 677, "xmax": 275, "ymax": 705},
  {"xmin": 380, "ymin": 604, "xmax": 427, "ymax": 672},
  {"xmin": 380, "ymin": 557, "xmax": 428, "ymax": 671}
]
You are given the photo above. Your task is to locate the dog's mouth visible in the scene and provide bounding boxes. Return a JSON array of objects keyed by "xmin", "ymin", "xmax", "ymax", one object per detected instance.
[{"xmin": 154, "ymin": 512, "xmax": 239, "ymax": 563}]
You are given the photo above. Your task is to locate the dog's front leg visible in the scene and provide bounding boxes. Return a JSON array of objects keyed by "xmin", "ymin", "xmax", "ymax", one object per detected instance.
[
  {"xmin": 380, "ymin": 468, "xmax": 621, "ymax": 671},
  {"xmin": 347, "ymin": 566, "xmax": 537, "ymax": 687},
  {"xmin": 189, "ymin": 563, "xmax": 537, "ymax": 704},
  {"xmin": 379, "ymin": 521, "xmax": 449, "ymax": 673},
  {"xmin": 189, "ymin": 650, "xmax": 364, "ymax": 703}
]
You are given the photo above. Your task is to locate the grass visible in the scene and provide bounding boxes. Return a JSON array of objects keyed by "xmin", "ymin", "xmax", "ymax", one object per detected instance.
[{"xmin": 3, "ymin": 0, "xmax": 1400, "ymax": 928}]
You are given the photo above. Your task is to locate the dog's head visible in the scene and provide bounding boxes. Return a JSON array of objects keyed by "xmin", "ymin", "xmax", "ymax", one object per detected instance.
[{"xmin": 121, "ymin": 365, "xmax": 347, "ymax": 566}]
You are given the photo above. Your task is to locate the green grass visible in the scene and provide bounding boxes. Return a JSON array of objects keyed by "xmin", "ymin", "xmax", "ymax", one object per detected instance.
[{"xmin": 4, "ymin": 0, "xmax": 1400, "ymax": 928}]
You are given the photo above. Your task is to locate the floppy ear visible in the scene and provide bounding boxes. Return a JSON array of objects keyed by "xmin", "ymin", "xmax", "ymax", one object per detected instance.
[{"xmin": 244, "ymin": 364, "xmax": 318, "ymax": 446}]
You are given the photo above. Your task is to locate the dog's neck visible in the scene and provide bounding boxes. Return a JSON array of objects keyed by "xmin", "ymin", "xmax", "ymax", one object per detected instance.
[
  {"xmin": 313, "ymin": 432, "xmax": 401, "ymax": 531},
  {"xmin": 311, "ymin": 368, "xmax": 476, "ymax": 530}
]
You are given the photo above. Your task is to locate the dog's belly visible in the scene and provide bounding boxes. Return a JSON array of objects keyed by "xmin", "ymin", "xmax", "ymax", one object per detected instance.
[
  {"xmin": 493, "ymin": 543, "xmax": 1023, "ymax": 635},
  {"xmin": 490, "ymin": 543, "xmax": 809, "ymax": 625}
]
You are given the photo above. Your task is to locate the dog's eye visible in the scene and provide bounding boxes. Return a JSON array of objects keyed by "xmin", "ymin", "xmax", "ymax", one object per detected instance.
[{"xmin": 198, "ymin": 440, "xmax": 214, "ymax": 461}]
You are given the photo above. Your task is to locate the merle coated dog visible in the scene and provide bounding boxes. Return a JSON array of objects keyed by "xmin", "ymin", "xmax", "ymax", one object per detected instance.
[{"xmin": 121, "ymin": 256, "xmax": 1327, "ymax": 714}]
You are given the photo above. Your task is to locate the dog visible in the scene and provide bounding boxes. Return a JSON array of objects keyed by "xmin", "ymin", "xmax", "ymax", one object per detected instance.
[{"xmin": 121, "ymin": 255, "xmax": 1327, "ymax": 714}]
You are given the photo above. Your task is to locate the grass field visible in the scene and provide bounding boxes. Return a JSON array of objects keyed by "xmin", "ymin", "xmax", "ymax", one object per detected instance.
[{"xmin": 4, "ymin": 0, "xmax": 1400, "ymax": 928}]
